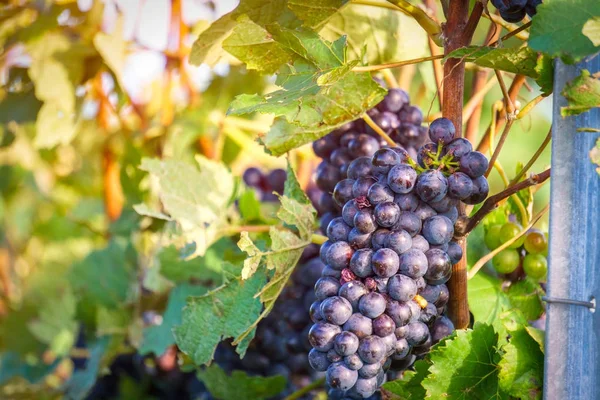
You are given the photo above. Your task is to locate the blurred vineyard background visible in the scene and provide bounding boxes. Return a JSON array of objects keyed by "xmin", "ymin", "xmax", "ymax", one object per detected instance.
[{"xmin": 0, "ymin": 0, "xmax": 551, "ymax": 398}]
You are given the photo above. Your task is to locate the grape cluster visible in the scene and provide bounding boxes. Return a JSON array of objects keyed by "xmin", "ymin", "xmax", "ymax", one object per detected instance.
[
  {"xmin": 215, "ymin": 246, "xmax": 325, "ymax": 398},
  {"xmin": 313, "ymin": 88, "xmax": 428, "ymax": 223},
  {"xmin": 308, "ymin": 117, "xmax": 490, "ymax": 398},
  {"xmin": 485, "ymin": 221, "xmax": 548, "ymax": 280},
  {"xmin": 243, "ymin": 167, "xmax": 287, "ymax": 202},
  {"xmin": 491, "ymin": 0, "xmax": 541, "ymax": 23}
]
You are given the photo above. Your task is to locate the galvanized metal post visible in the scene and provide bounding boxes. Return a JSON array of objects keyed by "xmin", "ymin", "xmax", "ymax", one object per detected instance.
[{"xmin": 544, "ymin": 56, "xmax": 600, "ymax": 400}]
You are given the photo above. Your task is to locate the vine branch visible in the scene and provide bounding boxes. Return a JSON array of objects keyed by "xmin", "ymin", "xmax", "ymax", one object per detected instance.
[
  {"xmin": 384, "ymin": 0, "xmax": 443, "ymax": 45},
  {"xmin": 352, "ymin": 55, "xmax": 444, "ymax": 72}
]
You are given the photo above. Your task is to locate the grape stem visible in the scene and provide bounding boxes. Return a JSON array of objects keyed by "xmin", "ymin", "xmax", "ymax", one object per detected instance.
[
  {"xmin": 481, "ymin": 13, "xmax": 530, "ymax": 41},
  {"xmin": 362, "ymin": 114, "xmax": 397, "ymax": 146},
  {"xmin": 510, "ymin": 126, "xmax": 552, "ymax": 185},
  {"xmin": 283, "ymin": 377, "xmax": 326, "ymax": 400},
  {"xmin": 384, "ymin": 0, "xmax": 443, "ymax": 46},
  {"xmin": 484, "ymin": 119, "xmax": 514, "ymax": 177},
  {"xmin": 467, "ymin": 203, "xmax": 550, "ymax": 280},
  {"xmin": 458, "ymin": 168, "xmax": 551, "ymax": 236},
  {"xmin": 489, "ymin": 21, "xmax": 532, "ymax": 47},
  {"xmin": 352, "ymin": 55, "xmax": 444, "ymax": 72},
  {"xmin": 495, "ymin": 70, "xmax": 515, "ymax": 115},
  {"xmin": 311, "ymin": 233, "xmax": 328, "ymax": 245}
]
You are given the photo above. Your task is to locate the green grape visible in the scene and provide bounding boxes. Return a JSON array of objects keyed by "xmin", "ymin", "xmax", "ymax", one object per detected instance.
[
  {"xmin": 524, "ymin": 229, "xmax": 548, "ymax": 254},
  {"xmin": 484, "ymin": 225, "xmax": 503, "ymax": 250},
  {"xmin": 523, "ymin": 253, "xmax": 548, "ymax": 280},
  {"xmin": 499, "ymin": 222, "xmax": 525, "ymax": 249},
  {"xmin": 492, "ymin": 249, "xmax": 521, "ymax": 274}
]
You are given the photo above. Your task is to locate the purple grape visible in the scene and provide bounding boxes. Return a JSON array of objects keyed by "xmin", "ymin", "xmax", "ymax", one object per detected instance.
[
  {"xmin": 428, "ymin": 117, "xmax": 456, "ymax": 145},
  {"xmin": 333, "ymin": 179, "xmax": 355, "ymax": 207},
  {"xmin": 416, "ymin": 170, "xmax": 448, "ymax": 203},
  {"xmin": 371, "ymin": 148, "xmax": 401, "ymax": 174},
  {"xmin": 315, "ymin": 277, "xmax": 341, "ymax": 300},
  {"xmin": 320, "ymin": 296, "xmax": 353, "ymax": 325},
  {"xmin": 422, "ymin": 215, "xmax": 454, "ymax": 245},
  {"xmin": 399, "ymin": 248, "xmax": 428, "ymax": 279},
  {"xmin": 320, "ymin": 240, "xmax": 333, "ymax": 263},
  {"xmin": 424, "ymin": 249, "xmax": 453, "ymax": 284},
  {"xmin": 343, "ymin": 313, "xmax": 373, "ymax": 339},
  {"xmin": 342, "ymin": 200, "xmax": 359, "ymax": 226},
  {"xmin": 325, "ymin": 241, "xmax": 353, "ymax": 270},
  {"xmin": 371, "ymin": 248, "xmax": 400, "ymax": 278},
  {"xmin": 316, "ymin": 161, "xmax": 341, "ymax": 192},
  {"xmin": 419, "ymin": 303, "xmax": 438, "ymax": 325},
  {"xmin": 327, "ymin": 348, "xmax": 344, "ymax": 363},
  {"xmin": 350, "ymin": 249, "xmax": 374, "ymax": 278},
  {"xmin": 440, "ymin": 206, "xmax": 458, "ymax": 224},
  {"xmin": 447, "ymin": 241, "xmax": 463, "ymax": 264},
  {"xmin": 308, "ymin": 348, "xmax": 331, "ymax": 371},
  {"xmin": 385, "ymin": 230, "xmax": 412, "ymax": 255},
  {"xmin": 443, "ymin": 137, "xmax": 472, "ymax": 159},
  {"xmin": 429, "ymin": 196, "xmax": 458, "ymax": 213},
  {"xmin": 349, "ymin": 134, "xmax": 381, "ymax": 158},
  {"xmin": 394, "ymin": 212, "xmax": 422, "ymax": 237},
  {"xmin": 358, "ymin": 292, "xmax": 387, "ymax": 318},
  {"xmin": 370, "ymin": 112, "xmax": 400, "ymax": 135},
  {"xmin": 398, "ymin": 105, "xmax": 423, "ymax": 125},
  {"xmin": 393, "ymin": 338, "xmax": 411, "ymax": 360},
  {"xmin": 352, "ymin": 376, "xmax": 378, "ymax": 398},
  {"xmin": 267, "ymin": 169, "xmax": 287, "ymax": 194},
  {"xmin": 371, "ymin": 228, "xmax": 390, "ymax": 250},
  {"xmin": 385, "ymin": 299, "xmax": 412, "ymax": 327},
  {"xmin": 405, "ymin": 321, "xmax": 430, "ymax": 346},
  {"xmin": 308, "ymin": 322, "xmax": 342, "ymax": 351},
  {"xmin": 347, "ymin": 157, "xmax": 373, "ymax": 179},
  {"xmin": 358, "ymin": 362, "xmax": 382, "ymax": 379},
  {"xmin": 310, "ymin": 301, "xmax": 323, "ymax": 322},
  {"xmin": 313, "ymin": 136, "xmax": 337, "ymax": 158},
  {"xmin": 387, "ymin": 164, "xmax": 418, "ymax": 194},
  {"xmin": 374, "ymin": 201, "xmax": 401, "ymax": 228},
  {"xmin": 339, "ymin": 281, "xmax": 368, "ymax": 311},
  {"xmin": 353, "ymin": 176, "xmax": 377, "ymax": 198},
  {"xmin": 394, "ymin": 193, "xmax": 419, "ymax": 211},
  {"xmin": 372, "ymin": 314, "xmax": 395, "ymax": 337},
  {"xmin": 414, "ymin": 202, "xmax": 437, "ymax": 220},
  {"xmin": 431, "ymin": 316, "xmax": 455, "ymax": 343},
  {"xmin": 334, "ymin": 331, "xmax": 360, "ymax": 356},
  {"xmin": 379, "ymin": 88, "xmax": 409, "ymax": 112},
  {"xmin": 326, "ymin": 362, "xmax": 359, "ymax": 391},
  {"xmin": 330, "ymin": 148, "xmax": 353, "ymax": 169},
  {"xmin": 344, "ymin": 353, "xmax": 364, "ymax": 370},
  {"xmin": 322, "ymin": 265, "xmax": 342, "ymax": 279},
  {"xmin": 348, "ymin": 228, "xmax": 373, "ymax": 249},
  {"xmin": 367, "ymin": 183, "xmax": 395, "ymax": 205},
  {"xmin": 387, "ymin": 274, "xmax": 418, "ymax": 302},
  {"xmin": 417, "ymin": 142, "xmax": 438, "ymax": 168},
  {"xmin": 463, "ymin": 175, "xmax": 489, "ymax": 204},
  {"xmin": 358, "ymin": 335, "xmax": 387, "ymax": 364},
  {"xmin": 354, "ymin": 208, "xmax": 377, "ymax": 234},
  {"xmin": 459, "ymin": 151, "xmax": 489, "ymax": 178},
  {"xmin": 419, "ymin": 284, "xmax": 441, "ymax": 303},
  {"xmin": 243, "ymin": 167, "xmax": 265, "ymax": 189},
  {"xmin": 327, "ymin": 217, "xmax": 352, "ymax": 242}
]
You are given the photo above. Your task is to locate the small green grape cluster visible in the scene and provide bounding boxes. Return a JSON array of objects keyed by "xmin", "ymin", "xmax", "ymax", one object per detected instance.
[{"xmin": 484, "ymin": 221, "xmax": 549, "ymax": 280}]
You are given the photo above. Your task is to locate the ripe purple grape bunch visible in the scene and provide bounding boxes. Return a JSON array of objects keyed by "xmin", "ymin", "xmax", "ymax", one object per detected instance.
[
  {"xmin": 491, "ymin": 0, "xmax": 541, "ymax": 23},
  {"xmin": 309, "ymin": 117, "xmax": 489, "ymax": 398}
]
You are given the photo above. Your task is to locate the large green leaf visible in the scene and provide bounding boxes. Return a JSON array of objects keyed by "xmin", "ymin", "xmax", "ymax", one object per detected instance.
[
  {"xmin": 197, "ymin": 365, "xmax": 286, "ymax": 400},
  {"xmin": 506, "ymin": 279, "xmax": 544, "ymax": 321},
  {"xmin": 173, "ymin": 267, "xmax": 266, "ymax": 366},
  {"xmin": 468, "ymin": 273, "xmax": 510, "ymax": 325},
  {"xmin": 529, "ymin": 0, "xmax": 600, "ymax": 63},
  {"xmin": 422, "ymin": 323, "xmax": 508, "ymax": 399},
  {"xmin": 382, "ymin": 359, "xmax": 429, "ymax": 399},
  {"xmin": 140, "ymin": 284, "xmax": 207, "ymax": 356}
]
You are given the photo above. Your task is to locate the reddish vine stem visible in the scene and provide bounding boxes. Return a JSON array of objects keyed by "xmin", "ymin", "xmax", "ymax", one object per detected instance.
[
  {"xmin": 443, "ymin": 0, "xmax": 480, "ymax": 330},
  {"xmin": 459, "ymin": 168, "xmax": 551, "ymax": 235}
]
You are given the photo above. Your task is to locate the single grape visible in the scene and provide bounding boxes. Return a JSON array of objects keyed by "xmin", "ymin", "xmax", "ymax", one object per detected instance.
[
  {"xmin": 342, "ymin": 200, "xmax": 359, "ymax": 227},
  {"xmin": 436, "ymin": 284, "xmax": 449, "ymax": 308},
  {"xmin": 350, "ymin": 249, "xmax": 374, "ymax": 278},
  {"xmin": 405, "ymin": 321, "xmax": 430, "ymax": 346},
  {"xmin": 326, "ymin": 362, "xmax": 359, "ymax": 391},
  {"xmin": 343, "ymin": 313, "xmax": 374, "ymax": 339},
  {"xmin": 374, "ymin": 201, "xmax": 401, "ymax": 228},
  {"xmin": 524, "ymin": 229, "xmax": 548, "ymax": 254},
  {"xmin": 353, "ymin": 176, "xmax": 377, "ymax": 198},
  {"xmin": 333, "ymin": 179, "xmax": 356, "ymax": 207},
  {"xmin": 419, "ymin": 284, "xmax": 441, "ymax": 304},
  {"xmin": 315, "ymin": 277, "xmax": 341, "ymax": 300},
  {"xmin": 349, "ymin": 226, "xmax": 373, "ymax": 250},
  {"xmin": 447, "ymin": 241, "xmax": 463, "ymax": 264},
  {"xmin": 393, "ymin": 338, "xmax": 411, "ymax": 360},
  {"xmin": 411, "ymin": 234, "xmax": 430, "ymax": 253},
  {"xmin": 428, "ymin": 117, "xmax": 456, "ymax": 144},
  {"xmin": 358, "ymin": 335, "xmax": 387, "ymax": 364},
  {"xmin": 347, "ymin": 157, "xmax": 373, "ymax": 179},
  {"xmin": 322, "ymin": 265, "xmax": 342, "ymax": 279},
  {"xmin": 499, "ymin": 222, "xmax": 525, "ymax": 249},
  {"xmin": 310, "ymin": 301, "xmax": 323, "ymax": 322},
  {"xmin": 385, "ymin": 299, "xmax": 412, "ymax": 327},
  {"xmin": 330, "ymin": 148, "xmax": 353, "ymax": 169},
  {"xmin": 358, "ymin": 362, "xmax": 382, "ymax": 379},
  {"xmin": 359, "ymin": 292, "xmax": 387, "ymax": 318},
  {"xmin": 429, "ymin": 196, "xmax": 458, "ymax": 213},
  {"xmin": 523, "ymin": 253, "xmax": 548, "ymax": 280},
  {"xmin": 387, "ymin": 164, "xmax": 418, "ymax": 194},
  {"xmin": 243, "ymin": 167, "xmax": 266, "ymax": 189},
  {"xmin": 367, "ymin": 182, "xmax": 395, "ymax": 205},
  {"xmin": 492, "ymin": 249, "xmax": 521, "ymax": 274},
  {"xmin": 372, "ymin": 148, "xmax": 401, "ymax": 175},
  {"xmin": 313, "ymin": 136, "xmax": 337, "ymax": 158},
  {"xmin": 414, "ymin": 202, "xmax": 437, "ymax": 220},
  {"xmin": 340, "ymin": 131, "xmax": 360, "ymax": 147},
  {"xmin": 326, "ymin": 241, "xmax": 354, "ymax": 270},
  {"xmin": 344, "ymin": 353, "xmax": 364, "ymax": 371},
  {"xmin": 424, "ymin": 249, "xmax": 452, "ymax": 285},
  {"xmin": 339, "ymin": 281, "xmax": 369, "ymax": 311},
  {"xmin": 372, "ymin": 314, "xmax": 395, "ymax": 337},
  {"xmin": 371, "ymin": 248, "xmax": 401, "ymax": 278},
  {"xmin": 443, "ymin": 137, "xmax": 472, "ymax": 159},
  {"xmin": 463, "ymin": 175, "xmax": 489, "ymax": 204},
  {"xmin": 422, "ymin": 215, "xmax": 454, "ymax": 245},
  {"xmin": 328, "ymin": 348, "xmax": 343, "ymax": 363},
  {"xmin": 447, "ymin": 172, "xmax": 474, "ymax": 200},
  {"xmin": 371, "ymin": 228, "xmax": 391, "ymax": 250},
  {"xmin": 379, "ymin": 88, "xmax": 409, "ymax": 112},
  {"xmin": 349, "ymin": 134, "xmax": 381, "ymax": 158},
  {"xmin": 419, "ymin": 303, "xmax": 438, "ymax": 325},
  {"xmin": 459, "ymin": 151, "xmax": 489, "ymax": 178},
  {"xmin": 387, "ymin": 274, "xmax": 418, "ymax": 302},
  {"xmin": 320, "ymin": 240, "xmax": 333, "ymax": 264},
  {"xmin": 334, "ymin": 331, "xmax": 360, "ymax": 356},
  {"xmin": 309, "ymin": 348, "xmax": 331, "ymax": 371},
  {"xmin": 267, "ymin": 169, "xmax": 287, "ymax": 194},
  {"xmin": 316, "ymin": 161, "xmax": 342, "ymax": 192},
  {"xmin": 394, "ymin": 192, "xmax": 419, "ymax": 211},
  {"xmin": 440, "ymin": 206, "xmax": 459, "ymax": 224},
  {"xmin": 320, "ymin": 296, "xmax": 353, "ymax": 325},
  {"xmin": 416, "ymin": 170, "xmax": 448, "ymax": 203},
  {"xmin": 370, "ymin": 112, "xmax": 400, "ymax": 135},
  {"xmin": 399, "ymin": 248, "xmax": 428, "ymax": 279},
  {"xmin": 309, "ymin": 322, "xmax": 342, "ymax": 351},
  {"xmin": 499, "ymin": 7, "xmax": 526, "ymax": 22},
  {"xmin": 417, "ymin": 142, "xmax": 438, "ymax": 168},
  {"xmin": 354, "ymin": 209, "xmax": 377, "ymax": 234},
  {"xmin": 385, "ymin": 230, "xmax": 412, "ymax": 255},
  {"xmin": 394, "ymin": 212, "xmax": 422, "ymax": 237},
  {"xmin": 398, "ymin": 105, "xmax": 423, "ymax": 125},
  {"xmin": 484, "ymin": 225, "xmax": 503, "ymax": 250},
  {"xmin": 352, "ymin": 376, "xmax": 378, "ymax": 398},
  {"xmin": 431, "ymin": 316, "xmax": 455, "ymax": 343}
]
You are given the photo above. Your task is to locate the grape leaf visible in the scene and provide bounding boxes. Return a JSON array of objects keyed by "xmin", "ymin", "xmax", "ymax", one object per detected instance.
[
  {"xmin": 444, "ymin": 46, "xmax": 553, "ymax": 95},
  {"xmin": 284, "ymin": 162, "xmax": 311, "ymax": 205},
  {"xmin": 319, "ymin": 2, "xmax": 429, "ymax": 65},
  {"xmin": 525, "ymin": 326, "xmax": 545, "ymax": 354},
  {"xmin": 69, "ymin": 241, "xmax": 136, "ymax": 309},
  {"xmin": 561, "ymin": 69, "xmax": 600, "ymax": 116},
  {"xmin": 140, "ymin": 284, "xmax": 207, "ymax": 356},
  {"xmin": 197, "ymin": 364, "xmax": 286, "ymax": 400},
  {"xmin": 422, "ymin": 323, "xmax": 508, "ymax": 399},
  {"xmin": 27, "ymin": 287, "xmax": 77, "ymax": 357},
  {"xmin": 62, "ymin": 336, "xmax": 110, "ymax": 400},
  {"xmin": 34, "ymin": 102, "xmax": 78, "ymax": 148},
  {"xmin": 468, "ymin": 273, "xmax": 510, "ymax": 326},
  {"xmin": 382, "ymin": 359, "xmax": 429, "ymax": 399},
  {"xmin": 506, "ymin": 279, "xmax": 544, "ymax": 321},
  {"xmin": 173, "ymin": 266, "xmax": 266, "ymax": 366},
  {"xmin": 498, "ymin": 327, "xmax": 544, "ymax": 400},
  {"xmin": 583, "ymin": 17, "xmax": 600, "ymax": 46},
  {"xmin": 287, "ymin": 0, "xmax": 348, "ymax": 29},
  {"xmin": 529, "ymin": 0, "xmax": 600, "ymax": 63}
]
